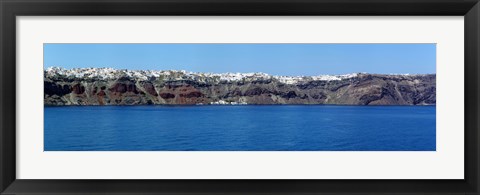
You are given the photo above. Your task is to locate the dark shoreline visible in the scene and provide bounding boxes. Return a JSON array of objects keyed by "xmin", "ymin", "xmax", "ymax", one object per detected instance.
[{"xmin": 44, "ymin": 104, "xmax": 436, "ymax": 107}]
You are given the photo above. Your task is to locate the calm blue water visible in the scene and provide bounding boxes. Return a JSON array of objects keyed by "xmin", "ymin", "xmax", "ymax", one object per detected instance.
[{"xmin": 44, "ymin": 105, "xmax": 436, "ymax": 151}]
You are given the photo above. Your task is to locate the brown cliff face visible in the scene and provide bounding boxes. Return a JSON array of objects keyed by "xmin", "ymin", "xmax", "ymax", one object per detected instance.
[{"xmin": 44, "ymin": 73, "xmax": 435, "ymax": 106}]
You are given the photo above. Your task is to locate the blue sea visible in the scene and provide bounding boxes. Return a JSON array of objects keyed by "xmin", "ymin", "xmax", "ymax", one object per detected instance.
[{"xmin": 44, "ymin": 105, "xmax": 436, "ymax": 151}]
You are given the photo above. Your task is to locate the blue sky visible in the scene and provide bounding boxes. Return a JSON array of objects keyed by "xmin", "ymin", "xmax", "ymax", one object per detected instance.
[{"xmin": 44, "ymin": 43, "xmax": 435, "ymax": 76}]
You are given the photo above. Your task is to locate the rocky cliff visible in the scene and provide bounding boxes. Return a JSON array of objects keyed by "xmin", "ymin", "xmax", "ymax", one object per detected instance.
[{"xmin": 44, "ymin": 67, "xmax": 436, "ymax": 106}]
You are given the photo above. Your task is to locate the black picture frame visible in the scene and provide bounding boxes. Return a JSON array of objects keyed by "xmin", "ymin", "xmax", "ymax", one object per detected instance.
[{"xmin": 1, "ymin": 0, "xmax": 479, "ymax": 194}]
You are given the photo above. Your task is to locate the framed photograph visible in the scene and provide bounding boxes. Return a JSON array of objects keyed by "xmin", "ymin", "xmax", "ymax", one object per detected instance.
[{"xmin": 1, "ymin": 0, "xmax": 479, "ymax": 194}]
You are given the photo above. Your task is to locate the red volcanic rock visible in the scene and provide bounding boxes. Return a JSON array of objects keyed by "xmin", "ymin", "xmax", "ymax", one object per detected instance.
[
  {"xmin": 179, "ymin": 85, "xmax": 191, "ymax": 92},
  {"xmin": 110, "ymin": 83, "xmax": 127, "ymax": 93},
  {"xmin": 179, "ymin": 91, "xmax": 203, "ymax": 98},
  {"xmin": 109, "ymin": 82, "xmax": 139, "ymax": 94},
  {"xmin": 72, "ymin": 84, "xmax": 85, "ymax": 94},
  {"xmin": 126, "ymin": 83, "xmax": 138, "ymax": 93},
  {"xmin": 143, "ymin": 83, "xmax": 158, "ymax": 96},
  {"xmin": 97, "ymin": 90, "xmax": 106, "ymax": 96},
  {"xmin": 157, "ymin": 84, "xmax": 206, "ymax": 104},
  {"xmin": 96, "ymin": 91, "xmax": 106, "ymax": 105},
  {"xmin": 159, "ymin": 93, "xmax": 175, "ymax": 99}
]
